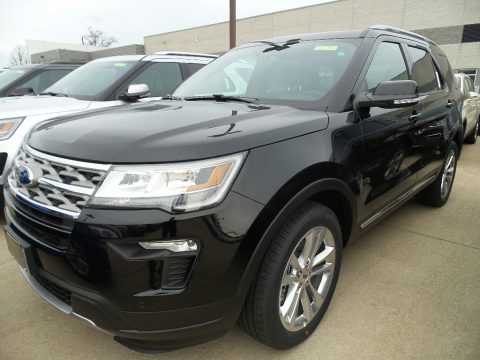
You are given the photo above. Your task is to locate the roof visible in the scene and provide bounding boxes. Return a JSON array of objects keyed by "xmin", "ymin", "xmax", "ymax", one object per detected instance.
[
  {"xmin": 246, "ymin": 26, "xmax": 434, "ymax": 47},
  {"xmin": 91, "ymin": 53, "xmax": 216, "ymax": 64}
]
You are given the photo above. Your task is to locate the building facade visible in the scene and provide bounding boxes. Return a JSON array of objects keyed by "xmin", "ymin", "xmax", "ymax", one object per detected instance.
[
  {"xmin": 144, "ymin": 0, "xmax": 480, "ymax": 84},
  {"xmin": 29, "ymin": 42, "xmax": 145, "ymax": 64}
]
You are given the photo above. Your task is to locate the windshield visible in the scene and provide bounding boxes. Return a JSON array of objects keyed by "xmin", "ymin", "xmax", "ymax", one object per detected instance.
[
  {"xmin": 45, "ymin": 60, "xmax": 135, "ymax": 100},
  {"xmin": 0, "ymin": 68, "xmax": 31, "ymax": 89},
  {"xmin": 174, "ymin": 39, "xmax": 360, "ymax": 108}
]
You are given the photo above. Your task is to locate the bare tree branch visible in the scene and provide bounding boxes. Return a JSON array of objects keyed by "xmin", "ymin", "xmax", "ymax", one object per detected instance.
[
  {"xmin": 81, "ymin": 27, "xmax": 118, "ymax": 47},
  {"xmin": 9, "ymin": 45, "xmax": 28, "ymax": 66}
]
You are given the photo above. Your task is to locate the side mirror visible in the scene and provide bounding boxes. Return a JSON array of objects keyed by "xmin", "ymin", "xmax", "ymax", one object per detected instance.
[
  {"xmin": 120, "ymin": 84, "xmax": 150, "ymax": 102},
  {"xmin": 9, "ymin": 87, "xmax": 35, "ymax": 97},
  {"xmin": 355, "ymin": 80, "xmax": 419, "ymax": 109}
]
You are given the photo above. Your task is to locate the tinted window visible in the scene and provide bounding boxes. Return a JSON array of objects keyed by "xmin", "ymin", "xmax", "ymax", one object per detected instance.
[
  {"xmin": 364, "ymin": 42, "xmax": 408, "ymax": 92},
  {"xmin": 407, "ymin": 46, "xmax": 439, "ymax": 93},
  {"xmin": 17, "ymin": 69, "xmax": 71, "ymax": 94},
  {"xmin": 127, "ymin": 62, "xmax": 183, "ymax": 97},
  {"xmin": 175, "ymin": 39, "xmax": 360, "ymax": 107},
  {"xmin": 46, "ymin": 61, "xmax": 135, "ymax": 100}
]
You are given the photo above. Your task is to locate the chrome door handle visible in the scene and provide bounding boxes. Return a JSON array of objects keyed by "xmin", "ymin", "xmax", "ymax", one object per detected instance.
[
  {"xmin": 409, "ymin": 113, "xmax": 422, "ymax": 121},
  {"xmin": 446, "ymin": 100, "xmax": 454, "ymax": 109}
]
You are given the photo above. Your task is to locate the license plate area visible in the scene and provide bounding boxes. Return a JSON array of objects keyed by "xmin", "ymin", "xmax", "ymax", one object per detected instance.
[{"xmin": 5, "ymin": 229, "xmax": 30, "ymax": 271}]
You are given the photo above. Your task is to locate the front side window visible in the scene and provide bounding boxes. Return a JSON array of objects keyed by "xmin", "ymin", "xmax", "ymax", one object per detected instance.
[
  {"xmin": 45, "ymin": 61, "xmax": 135, "ymax": 100},
  {"xmin": 17, "ymin": 69, "xmax": 71, "ymax": 94},
  {"xmin": 125, "ymin": 62, "xmax": 183, "ymax": 97},
  {"xmin": 174, "ymin": 39, "xmax": 360, "ymax": 107},
  {"xmin": 364, "ymin": 42, "xmax": 408, "ymax": 92},
  {"xmin": 407, "ymin": 46, "xmax": 440, "ymax": 93}
]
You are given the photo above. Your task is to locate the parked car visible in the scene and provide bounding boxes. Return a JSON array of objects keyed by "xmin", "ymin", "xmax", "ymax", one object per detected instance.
[
  {"xmin": 455, "ymin": 73, "xmax": 480, "ymax": 143},
  {"xmin": 0, "ymin": 52, "xmax": 216, "ymax": 198},
  {"xmin": 4, "ymin": 26, "xmax": 461, "ymax": 352},
  {"xmin": 0, "ymin": 62, "xmax": 82, "ymax": 97}
]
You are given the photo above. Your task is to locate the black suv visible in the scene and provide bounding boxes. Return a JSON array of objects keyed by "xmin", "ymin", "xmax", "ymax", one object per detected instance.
[
  {"xmin": 3, "ymin": 26, "xmax": 462, "ymax": 351},
  {"xmin": 0, "ymin": 62, "xmax": 82, "ymax": 97}
]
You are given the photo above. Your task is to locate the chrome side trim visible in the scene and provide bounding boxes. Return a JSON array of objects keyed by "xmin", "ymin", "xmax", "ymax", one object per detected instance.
[
  {"xmin": 8, "ymin": 177, "xmax": 79, "ymax": 219},
  {"xmin": 38, "ymin": 178, "xmax": 94, "ymax": 196},
  {"xmin": 360, "ymin": 174, "xmax": 437, "ymax": 229},
  {"xmin": 139, "ymin": 239, "xmax": 198, "ymax": 252},
  {"xmin": 19, "ymin": 267, "xmax": 72, "ymax": 314},
  {"xmin": 25, "ymin": 145, "xmax": 111, "ymax": 171}
]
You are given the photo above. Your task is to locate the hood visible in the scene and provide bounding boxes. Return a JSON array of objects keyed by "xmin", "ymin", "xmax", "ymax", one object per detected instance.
[
  {"xmin": 0, "ymin": 95, "xmax": 90, "ymax": 118},
  {"xmin": 28, "ymin": 100, "xmax": 329, "ymax": 163}
]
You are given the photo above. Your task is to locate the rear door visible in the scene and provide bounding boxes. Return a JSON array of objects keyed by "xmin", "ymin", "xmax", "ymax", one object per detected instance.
[
  {"xmin": 356, "ymin": 38, "xmax": 423, "ymax": 222},
  {"xmin": 403, "ymin": 42, "xmax": 449, "ymax": 183}
]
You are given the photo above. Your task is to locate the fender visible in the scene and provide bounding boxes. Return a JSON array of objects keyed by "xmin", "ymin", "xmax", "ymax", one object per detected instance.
[{"xmin": 235, "ymin": 177, "xmax": 357, "ymax": 300}]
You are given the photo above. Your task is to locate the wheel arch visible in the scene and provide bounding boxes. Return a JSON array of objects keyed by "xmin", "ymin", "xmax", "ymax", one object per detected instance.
[{"xmin": 236, "ymin": 163, "xmax": 358, "ymax": 299}]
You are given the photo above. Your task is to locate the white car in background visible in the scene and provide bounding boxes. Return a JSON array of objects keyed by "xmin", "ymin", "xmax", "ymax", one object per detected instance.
[
  {"xmin": 0, "ymin": 52, "xmax": 216, "ymax": 195},
  {"xmin": 455, "ymin": 73, "xmax": 480, "ymax": 144}
]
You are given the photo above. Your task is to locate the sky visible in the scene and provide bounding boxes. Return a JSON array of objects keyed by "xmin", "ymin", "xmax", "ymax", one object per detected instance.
[{"xmin": 0, "ymin": 0, "xmax": 330, "ymax": 67}]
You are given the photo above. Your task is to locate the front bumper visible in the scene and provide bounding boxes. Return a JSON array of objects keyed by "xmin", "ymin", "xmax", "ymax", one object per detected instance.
[{"xmin": 3, "ymin": 187, "xmax": 264, "ymax": 349}]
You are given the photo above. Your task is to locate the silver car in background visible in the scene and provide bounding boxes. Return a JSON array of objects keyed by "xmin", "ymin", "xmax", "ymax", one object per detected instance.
[{"xmin": 455, "ymin": 73, "xmax": 480, "ymax": 144}]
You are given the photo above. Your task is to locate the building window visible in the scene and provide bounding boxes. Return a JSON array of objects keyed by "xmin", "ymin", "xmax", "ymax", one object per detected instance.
[{"xmin": 462, "ymin": 24, "xmax": 480, "ymax": 43}]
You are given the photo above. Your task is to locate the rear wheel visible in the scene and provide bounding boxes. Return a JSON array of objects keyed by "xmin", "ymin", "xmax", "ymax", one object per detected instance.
[
  {"xmin": 465, "ymin": 120, "xmax": 478, "ymax": 144},
  {"xmin": 239, "ymin": 202, "xmax": 342, "ymax": 349},
  {"xmin": 416, "ymin": 142, "xmax": 458, "ymax": 207}
]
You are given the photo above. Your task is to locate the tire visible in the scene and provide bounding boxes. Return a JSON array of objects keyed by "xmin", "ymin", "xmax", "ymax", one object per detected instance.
[
  {"xmin": 464, "ymin": 120, "xmax": 478, "ymax": 144},
  {"xmin": 416, "ymin": 142, "xmax": 458, "ymax": 207},
  {"xmin": 238, "ymin": 202, "xmax": 342, "ymax": 349}
]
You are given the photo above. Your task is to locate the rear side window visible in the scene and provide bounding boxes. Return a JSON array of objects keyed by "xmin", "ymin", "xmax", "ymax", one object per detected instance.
[
  {"xmin": 128, "ymin": 62, "xmax": 183, "ymax": 97},
  {"xmin": 407, "ymin": 46, "xmax": 440, "ymax": 93},
  {"xmin": 17, "ymin": 69, "xmax": 71, "ymax": 94},
  {"xmin": 364, "ymin": 42, "xmax": 408, "ymax": 92}
]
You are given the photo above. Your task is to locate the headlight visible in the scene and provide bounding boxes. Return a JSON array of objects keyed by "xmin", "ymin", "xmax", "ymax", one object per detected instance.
[
  {"xmin": 90, "ymin": 152, "xmax": 246, "ymax": 212},
  {"xmin": 0, "ymin": 117, "xmax": 24, "ymax": 140}
]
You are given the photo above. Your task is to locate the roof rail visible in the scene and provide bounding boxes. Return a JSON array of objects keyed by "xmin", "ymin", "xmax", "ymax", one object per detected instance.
[
  {"xmin": 368, "ymin": 25, "xmax": 435, "ymax": 44},
  {"xmin": 48, "ymin": 61, "xmax": 87, "ymax": 65},
  {"xmin": 152, "ymin": 51, "xmax": 218, "ymax": 59}
]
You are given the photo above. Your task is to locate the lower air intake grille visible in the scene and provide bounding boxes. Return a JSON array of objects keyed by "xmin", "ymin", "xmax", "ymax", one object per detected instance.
[
  {"xmin": 35, "ymin": 275, "xmax": 72, "ymax": 306},
  {"xmin": 164, "ymin": 257, "xmax": 195, "ymax": 289}
]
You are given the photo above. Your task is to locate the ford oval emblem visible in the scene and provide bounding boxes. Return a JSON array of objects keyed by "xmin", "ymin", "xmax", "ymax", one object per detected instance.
[{"xmin": 15, "ymin": 165, "xmax": 34, "ymax": 187}]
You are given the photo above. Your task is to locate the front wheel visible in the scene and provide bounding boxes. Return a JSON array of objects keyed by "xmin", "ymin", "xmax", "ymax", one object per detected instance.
[
  {"xmin": 238, "ymin": 202, "xmax": 342, "ymax": 349},
  {"xmin": 416, "ymin": 142, "xmax": 458, "ymax": 207}
]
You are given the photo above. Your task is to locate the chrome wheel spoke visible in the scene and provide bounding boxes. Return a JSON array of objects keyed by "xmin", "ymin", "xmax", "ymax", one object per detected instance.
[
  {"xmin": 289, "ymin": 254, "xmax": 302, "ymax": 272},
  {"xmin": 301, "ymin": 287, "xmax": 313, "ymax": 322},
  {"xmin": 282, "ymin": 273, "xmax": 298, "ymax": 287},
  {"xmin": 281, "ymin": 283, "xmax": 302, "ymax": 325},
  {"xmin": 309, "ymin": 282, "xmax": 324, "ymax": 308},
  {"xmin": 312, "ymin": 246, "xmax": 334, "ymax": 268},
  {"xmin": 311, "ymin": 261, "xmax": 334, "ymax": 276}
]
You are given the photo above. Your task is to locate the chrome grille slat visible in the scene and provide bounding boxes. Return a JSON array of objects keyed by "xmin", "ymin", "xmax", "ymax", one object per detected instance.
[{"xmin": 8, "ymin": 147, "xmax": 110, "ymax": 219}]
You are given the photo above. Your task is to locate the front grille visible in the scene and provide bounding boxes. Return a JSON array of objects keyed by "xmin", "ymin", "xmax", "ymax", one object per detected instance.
[
  {"xmin": 8, "ymin": 146, "xmax": 109, "ymax": 218},
  {"xmin": 35, "ymin": 274, "xmax": 72, "ymax": 306}
]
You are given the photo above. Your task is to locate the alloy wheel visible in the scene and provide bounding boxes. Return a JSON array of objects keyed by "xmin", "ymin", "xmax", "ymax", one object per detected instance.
[
  {"xmin": 279, "ymin": 226, "xmax": 336, "ymax": 332},
  {"xmin": 440, "ymin": 149, "xmax": 456, "ymax": 199}
]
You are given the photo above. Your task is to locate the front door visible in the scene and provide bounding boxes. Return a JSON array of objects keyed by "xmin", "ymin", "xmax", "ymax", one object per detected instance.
[{"xmin": 356, "ymin": 39, "xmax": 422, "ymax": 222}]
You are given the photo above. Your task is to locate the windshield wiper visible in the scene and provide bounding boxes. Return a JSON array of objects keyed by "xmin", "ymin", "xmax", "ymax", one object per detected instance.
[
  {"xmin": 162, "ymin": 94, "xmax": 182, "ymax": 100},
  {"xmin": 184, "ymin": 94, "xmax": 258, "ymax": 104},
  {"xmin": 40, "ymin": 91, "xmax": 69, "ymax": 97},
  {"xmin": 256, "ymin": 39, "xmax": 300, "ymax": 53}
]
